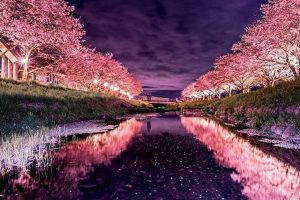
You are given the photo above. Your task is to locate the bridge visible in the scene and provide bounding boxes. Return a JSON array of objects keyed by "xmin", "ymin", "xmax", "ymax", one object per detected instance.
[
  {"xmin": 138, "ymin": 94, "xmax": 177, "ymax": 106},
  {"xmin": 147, "ymin": 101, "xmax": 175, "ymax": 107}
]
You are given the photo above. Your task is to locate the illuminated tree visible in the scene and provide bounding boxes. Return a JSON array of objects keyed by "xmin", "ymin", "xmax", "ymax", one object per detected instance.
[
  {"xmin": 59, "ymin": 50, "xmax": 142, "ymax": 97},
  {"xmin": 214, "ymin": 53, "xmax": 258, "ymax": 93},
  {"xmin": 0, "ymin": 0, "xmax": 84, "ymax": 80},
  {"xmin": 234, "ymin": 0, "xmax": 300, "ymax": 79}
]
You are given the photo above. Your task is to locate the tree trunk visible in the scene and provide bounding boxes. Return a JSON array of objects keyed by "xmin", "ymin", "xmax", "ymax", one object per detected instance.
[
  {"xmin": 229, "ymin": 88, "xmax": 232, "ymax": 97},
  {"xmin": 21, "ymin": 49, "xmax": 33, "ymax": 81},
  {"xmin": 266, "ymin": 78, "xmax": 271, "ymax": 87},
  {"xmin": 271, "ymin": 77, "xmax": 276, "ymax": 87},
  {"xmin": 247, "ymin": 86, "xmax": 251, "ymax": 93},
  {"xmin": 286, "ymin": 56, "xmax": 299, "ymax": 78},
  {"xmin": 241, "ymin": 86, "xmax": 246, "ymax": 93},
  {"xmin": 288, "ymin": 64, "xmax": 298, "ymax": 78},
  {"xmin": 22, "ymin": 60, "xmax": 29, "ymax": 81}
]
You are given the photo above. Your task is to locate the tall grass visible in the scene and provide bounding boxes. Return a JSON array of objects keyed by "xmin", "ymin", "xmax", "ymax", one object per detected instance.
[
  {"xmin": 0, "ymin": 120, "xmax": 118, "ymax": 175},
  {"xmin": 0, "ymin": 127, "xmax": 63, "ymax": 175}
]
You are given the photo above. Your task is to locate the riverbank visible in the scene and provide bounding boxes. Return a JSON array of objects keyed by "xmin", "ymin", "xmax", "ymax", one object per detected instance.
[
  {"xmin": 2, "ymin": 113, "xmax": 300, "ymax": 199},
  {"xmin": 0, "ymin": 79, "xmax": 150, "ymax": 133},
  {"xmin": 180, "ymin": 78, "xmax": 300, "ymax": 138}
]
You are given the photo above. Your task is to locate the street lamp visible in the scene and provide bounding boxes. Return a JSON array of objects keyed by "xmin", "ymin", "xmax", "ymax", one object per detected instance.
[
  {"xmin": 120, "ymin": 90, "xmax": 126, "ymax": 95},
  {"xmin": 93, "ymin": 79, "xmax": 99, "ymax": 85},
  {"xmin": 20, "ymin": 58, "xmax": 27, "ymax": 64},
  {"xmin": 103, "ymin": 82, "xmax": 109, "ymax": 87},
  {"xmin": 114, "ymin": 86, "xmax": 120, "ymax": 91}
]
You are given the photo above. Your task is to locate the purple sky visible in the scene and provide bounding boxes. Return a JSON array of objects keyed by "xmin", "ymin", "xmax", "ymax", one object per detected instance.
[{"xmin": 68, "ymin": 0, "xmax": 268, "ymax": 98}]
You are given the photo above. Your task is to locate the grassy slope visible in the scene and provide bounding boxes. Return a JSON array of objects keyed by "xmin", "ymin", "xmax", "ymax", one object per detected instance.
[
  {"xmin": 181, "ymin": 78, "xmax": 300, "ymax": 110},
  {"xmin": 177, "ymin": 100, "xmax": 214, "ymax": 109},
  {"xmin": 182, "ymin": 78, "xmax": 300, "ymax": 130},
  {"xmin": 211, "ymin": 78, "xmax": 300, "ymax": 110},
  {"xmin": 0, "ymin": 79, "xmax": 148, "ymax": 132}
]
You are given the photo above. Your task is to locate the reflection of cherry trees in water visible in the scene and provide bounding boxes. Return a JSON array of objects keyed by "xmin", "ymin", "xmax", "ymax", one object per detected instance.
[
  {"xmin": 181, "ymin": 117, "xmax": 300, "ymax": 200},
  {"xmin": 2, "ymin": 118, "xmax": 142, "ymax": 200},
  {"xmin": 3, "ymin": 116, "xmax": 300, "ymax": 199}
]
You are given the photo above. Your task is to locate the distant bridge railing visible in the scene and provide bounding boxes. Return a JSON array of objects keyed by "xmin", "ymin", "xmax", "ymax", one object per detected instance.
[{"xmin": 147, "ymin": 100, "xmax": 174, "ymax": 104}]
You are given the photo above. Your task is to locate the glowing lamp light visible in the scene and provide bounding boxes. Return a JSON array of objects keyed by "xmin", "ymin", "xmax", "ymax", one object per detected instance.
[
  {"xmin": 112, "ymin": 87, "xmax": 118, "ymax": 91},
  {"xmin": 120, "ymin": 90, "xmax": 126, "ymax": 95},
  {"xmin": 103, "ymin": 82, "xmax": 109, "ymax": 87},
  {"xmin": 20, "ymin": 58, "xmax": 27, "ymax": 64},
  {"xmin": 93, "ymin": 79, "xmax": 99, "ymax": 85},
  {"xmin": 109, "ymin": 85, "xmax": 119, "ymax": 91}
]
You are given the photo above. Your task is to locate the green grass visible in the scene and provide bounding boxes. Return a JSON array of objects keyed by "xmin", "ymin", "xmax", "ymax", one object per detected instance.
[
  {"xmin": 208, "ymin": 78, "xmax": 300, "ymax": 130},
  {"xmin": 167, "ymin": 100, "xmax": 214, "ymax": 110},
  {"xmin": 294, "ymin": 118, "xmax": 300, "ymax": 131},
  {"xmin": 178, "ymin": 79, "xmax": 300, "ymax": 130},
  {"xmin": 0, "ymin": 79, "xmax": 145, "ymax": 133},
  {"xmin": 211, "ymin": 78, "xmax": 300, "ymax": 110},
  {"xmin": 166, "ymin": 78, "xmax": 300, "ymax": 112}
]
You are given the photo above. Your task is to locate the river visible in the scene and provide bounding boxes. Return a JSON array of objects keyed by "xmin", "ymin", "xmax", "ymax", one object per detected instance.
[{"xmin": 1, "ymin": 113, "xmax": 300, "ymax": 200}]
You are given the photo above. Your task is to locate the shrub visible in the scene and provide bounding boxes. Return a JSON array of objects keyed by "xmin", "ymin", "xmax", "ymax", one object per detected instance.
[
  {"xmin": 233, "ymin": 112, "xmax": 245, "ymax": 122},
  {"xmin": 294, "ymin": 118, "xmax": 300, "ymax": 132}
]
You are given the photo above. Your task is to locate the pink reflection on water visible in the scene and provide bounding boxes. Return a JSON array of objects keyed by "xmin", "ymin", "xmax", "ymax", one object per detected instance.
[
  {"xmin": 181, "ymin": 117, "xmax": 300, "ymax": 200},
  {"xmin": 3, "ymin": 118, "xmax": 142, "ymax": 200}
]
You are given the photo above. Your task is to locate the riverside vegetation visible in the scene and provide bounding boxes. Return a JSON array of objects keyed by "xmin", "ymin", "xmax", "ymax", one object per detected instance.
[
  {"xmin": 178, "ymin": 78, "xmax": 300, "ymax": 137},
  {"xmin": 0, "ymin": 79, "xmax": 151, "ymax": 134},
  {"xmin": 2, "ymin": 77, "xmax": 300, "ymax": 137}
]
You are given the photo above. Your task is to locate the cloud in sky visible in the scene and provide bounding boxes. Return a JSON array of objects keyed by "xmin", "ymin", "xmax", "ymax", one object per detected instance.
[{"xmin": 68, "ymin": 0, "xmax": 268, "ymax": 98}]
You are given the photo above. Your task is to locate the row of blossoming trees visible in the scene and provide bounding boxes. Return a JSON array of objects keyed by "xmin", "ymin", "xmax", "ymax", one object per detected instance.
[
  {"xmin": 182, "ymin": 0, "xmax": 300, "ymax": 100},
  {"xmin": 0, "ymin": 0, "xmax": 142, "ymax": 98}
]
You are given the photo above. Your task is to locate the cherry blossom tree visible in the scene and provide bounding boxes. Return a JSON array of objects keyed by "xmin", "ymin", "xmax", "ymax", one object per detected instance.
[
  {"xmin": 0, "ymin": 0, "xmax": 84, "ymax": 80},
  {"xmin": 183, "ymin": 0, "xmax": 300, "ymax": 100},
  {"xmin": 182, "ymin": 72, "xmax": 221, "ymax": 100},
  {"xmin": 214, "ymin": 53, "xmax": 258, "ymax": 93},
  {"xmin": 59, "ymin": 50, "xmax": 142, "ymax": 97},
  {"xmin": 181, "ymin": 82, "xmax": 205, "ymax": 100},
  {"xmin": 182, "ymin": 83, "xmax": 197, "ymax": 99},
  {"xmin": 233, "ymin": 0, "xmax": 300, "ymax": 79},
  {"xmin": 182, "ymin": 52, "xmax": 259, "ymax": 99}
]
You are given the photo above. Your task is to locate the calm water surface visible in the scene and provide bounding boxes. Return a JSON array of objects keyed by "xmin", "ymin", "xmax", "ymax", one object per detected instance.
[{"xmin": 1, "ymin": 114, "xmax": 300, "ymax": 200}]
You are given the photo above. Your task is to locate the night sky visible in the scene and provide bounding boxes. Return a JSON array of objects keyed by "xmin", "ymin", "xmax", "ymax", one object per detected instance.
[{"xmin": 68, "ymin": 0, "xmax": 268, "ymax": 98}]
